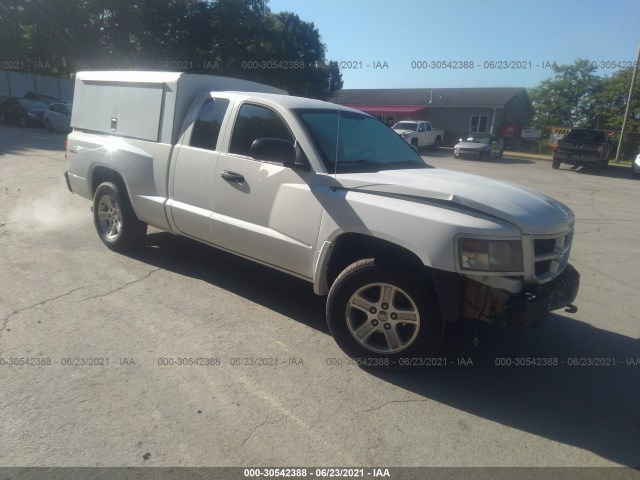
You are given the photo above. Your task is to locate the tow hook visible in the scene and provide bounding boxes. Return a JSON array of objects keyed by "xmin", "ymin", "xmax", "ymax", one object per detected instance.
[{"xmin": 564, "ymin": 304, "xmax": 578, "ymax": 314}]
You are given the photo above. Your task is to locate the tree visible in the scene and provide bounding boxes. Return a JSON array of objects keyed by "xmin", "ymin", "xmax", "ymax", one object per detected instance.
[
  {"xmin": 1, "ymin": 0, "xmax": 342, "ymax": 97},
  {"xmin": 528, "ymin": 59, "xmax": 602, "ymax": 127},
  {"xmin": 593, "ymin": 66, "xmax": 640, "ymax": 158}
]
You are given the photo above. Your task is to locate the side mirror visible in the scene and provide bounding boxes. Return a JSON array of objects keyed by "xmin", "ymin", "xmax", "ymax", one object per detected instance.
[{"xmin": 251, "ymin": 138, "xmax": 296, "ymax": 166}]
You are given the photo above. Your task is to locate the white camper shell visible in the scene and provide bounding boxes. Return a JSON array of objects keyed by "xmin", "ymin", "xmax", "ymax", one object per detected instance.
[{"xmin": 70, "ymin": 71, "xmax": 287, "ymax": 144}]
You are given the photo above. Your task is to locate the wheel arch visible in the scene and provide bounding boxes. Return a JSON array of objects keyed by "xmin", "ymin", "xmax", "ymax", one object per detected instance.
[
  {"xmin": 315, "ymin": 232, "xmax": 463, "ymax": 323},
  {"xmin": 90, "ymin": 166, "xmax": 128, "ymax": 199},
  {"xmin": 316, "ymin": 232, "xmax": 428, "ymax": 295}
]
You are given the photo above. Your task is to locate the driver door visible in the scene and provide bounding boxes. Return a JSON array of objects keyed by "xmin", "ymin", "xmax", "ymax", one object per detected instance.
[{"xmin": 211, "ymin": 102, "xmax": 325, "ymax": 279}]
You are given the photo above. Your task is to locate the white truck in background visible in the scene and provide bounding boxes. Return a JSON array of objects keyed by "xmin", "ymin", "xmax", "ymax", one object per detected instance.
[
  {"xmin": 392, "ymin": 120, "xmax": 444, "ymax": 151},
  {"xmin": 65, "ymin": 71, "xmax": 579, "ymax": 367}
]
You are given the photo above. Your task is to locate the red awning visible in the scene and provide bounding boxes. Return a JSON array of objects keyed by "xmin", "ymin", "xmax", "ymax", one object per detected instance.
[{"xmin": 344, "ymin": 105, "xmax": 428, "ymax": 114}]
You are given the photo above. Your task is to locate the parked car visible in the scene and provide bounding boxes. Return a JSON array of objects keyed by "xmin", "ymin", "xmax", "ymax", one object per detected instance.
[
  {"xmin": 633, "ymin": 151, "xmax": 640, "ymax": 178},
  {"xmin": 392, "ymin": 120, "xmax": 444, "ymax": 150},
  {"xmin": 24, "ymin": 91, "xmax": 60, "ymax": 105},
  {"xmin": 454, "ymin": 134, "xmax": 504, "ymax": 160},
  {"xmin": 0, "ymin": 97, "xmax": 47, "ymax": 127},
  {"xmin": 43, "ymin": 102, "xmax": 72, "ymax": 132},
  {"xmin": 552, "ymin": 128, "xmax": 611, "ymax": 171}
]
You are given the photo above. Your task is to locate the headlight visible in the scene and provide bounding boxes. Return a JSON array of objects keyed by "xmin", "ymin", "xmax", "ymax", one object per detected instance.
[
  {"xmin": 27, "ymin": 112, "xmax": 37, "ymax": 118},
  {"xmin": 458, "ymin": 238, "xmax": 524, "ymax": 272}
]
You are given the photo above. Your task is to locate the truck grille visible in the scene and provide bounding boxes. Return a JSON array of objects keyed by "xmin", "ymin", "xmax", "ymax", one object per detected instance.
[{"xmin": 527, "ymin": 229, "xmax": 573, "ymax": 283}]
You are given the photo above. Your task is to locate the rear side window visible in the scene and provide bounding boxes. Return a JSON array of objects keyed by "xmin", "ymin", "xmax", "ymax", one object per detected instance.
[
  {"xmin": 566, "ymin": 129, "xmax": 605, "ymax": 142},
  {"xmin": 229, "ymin": 103, "xmax": 293, "ymax": 157},
  {"xmin": 190, "ymin": 97, "xmax": 230, "ymax": 151}
]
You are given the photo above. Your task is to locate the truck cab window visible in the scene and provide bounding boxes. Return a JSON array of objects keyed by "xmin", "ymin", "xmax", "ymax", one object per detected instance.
[
  {"xmin": 230, "ymin": 103, "xmax": 293, "ymax": 157},
  {"xmin": 190, "ymin": 97, "xmax": 230, "ymax": 151}
]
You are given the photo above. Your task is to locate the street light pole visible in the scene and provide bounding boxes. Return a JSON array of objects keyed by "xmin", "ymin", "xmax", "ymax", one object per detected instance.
[{"xmin": 615, "ymin": 43, "xmax": 640, "ymax": 162}]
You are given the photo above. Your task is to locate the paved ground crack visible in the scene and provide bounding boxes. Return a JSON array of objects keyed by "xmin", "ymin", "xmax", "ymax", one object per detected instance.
[
  {"xmin": 240, "ymin": 417, "xmax": 284, "ymax": 448},
  {"xmin": 365, "ymin": 399, "xmax": 428, "ymax": 412},
  {"xmin": 81, "ymin": 268, "xmax": 161, "ymax": 302},
  {"xmin": 0, "ymin": 284, "xmax": 95, "ymax": 334}
]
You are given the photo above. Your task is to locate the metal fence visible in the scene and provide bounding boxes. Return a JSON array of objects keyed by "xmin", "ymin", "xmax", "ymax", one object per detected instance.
[{"xmin": 0, "ymin": 70, "xmax": 74, "ymax": 101}]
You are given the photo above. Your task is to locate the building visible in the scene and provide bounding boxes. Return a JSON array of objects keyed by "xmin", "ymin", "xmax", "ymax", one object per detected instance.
[{"xmin": 326, "ymin": 87, "xmax": 534, "ymax": 148}]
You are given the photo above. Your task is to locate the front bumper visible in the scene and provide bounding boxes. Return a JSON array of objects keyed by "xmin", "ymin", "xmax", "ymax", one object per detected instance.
[
  {"xmin": 461, "ymin": 263, "xmax": 580, "ymax": 330},
  {"xmin": 454, "ymin": 148, "xmax": 486, "ymax": 159},
  {"xmin": 500, "ymin": 263, "xmax": 580, "ymax": 330}
]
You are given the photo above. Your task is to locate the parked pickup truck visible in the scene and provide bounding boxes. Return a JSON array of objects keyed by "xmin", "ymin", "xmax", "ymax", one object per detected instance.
[
  {"xmin": 552, "ymin": 128, "xmax": 611, "ymax": 171},
  {"xmin": 392, "ymin": 120, "xmax": 444, "ymax": 151},
  {"xmin": 65, "ymin": 71, "xmax": 579, "ymax": 366}
]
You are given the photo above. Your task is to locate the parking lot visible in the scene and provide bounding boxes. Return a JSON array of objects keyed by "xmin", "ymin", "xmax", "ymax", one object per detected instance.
[{"xmin": 0, "ymin": 124, "xmax": 639, "ymax": 468}]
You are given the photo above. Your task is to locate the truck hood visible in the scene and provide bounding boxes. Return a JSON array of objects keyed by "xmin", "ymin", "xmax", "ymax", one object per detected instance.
[
  {"xmin": 335, "ymin": 168, "xmax": 574, "ymax": 235},
  {"xmin": 392, "ymin": 129, "xmax": 415, "ymax": 136}
]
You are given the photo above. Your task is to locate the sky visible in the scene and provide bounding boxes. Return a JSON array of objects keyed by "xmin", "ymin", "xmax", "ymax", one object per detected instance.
[{"xmin": 268, "ymin": 0, "xmax": 640, "ymax": 90}]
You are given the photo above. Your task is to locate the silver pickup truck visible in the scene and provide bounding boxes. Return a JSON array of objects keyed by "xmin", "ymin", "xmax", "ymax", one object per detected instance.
[{"xmin": 65, "ymin": 71, "xmax": 579, "ymax": 366}]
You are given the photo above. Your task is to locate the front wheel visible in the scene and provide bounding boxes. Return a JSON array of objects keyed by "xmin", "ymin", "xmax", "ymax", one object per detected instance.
[
  {"xmin": 45, "ymin": 119, "xmax": 53, "ymax": 131},
  {"xmin": 326, "ymin": 259, "xmax": 444, "ymax": 368},
  {"xmin": 93, "ymin": 181, "xmax": 147, "ymax": 252},
  {"xmin": 552, "ymin": 157, "xmax": 561, "ymax": 169}
]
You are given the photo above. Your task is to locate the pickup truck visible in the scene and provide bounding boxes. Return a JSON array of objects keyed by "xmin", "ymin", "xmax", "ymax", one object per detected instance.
[
  {"xmin": 65, "ymin": 71, "xmax": 579, "ymax": 366},
  {"xmin": 392, "ymin": 120, "xmax": 444, "ymax": 151},
  {"xmin": 552, "ymin": 128, "xmax": 611, "ymax": 171}
]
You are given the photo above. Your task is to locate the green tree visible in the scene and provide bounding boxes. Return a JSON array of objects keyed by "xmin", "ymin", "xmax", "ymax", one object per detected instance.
[
  {"xmin": 593, "ymin": 66, "xmax": 640, "ymax": 158},
  {"xmin": 1, "ymin": 0, "xmax": 342, "ymax": 97},
  {"xmin": 528, "ymin": 59, "xmax": 602, "ymax": 127}
]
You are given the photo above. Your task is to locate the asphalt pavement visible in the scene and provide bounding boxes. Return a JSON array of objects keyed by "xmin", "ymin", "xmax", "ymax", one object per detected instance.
[{"xmin": 0, "ymin": 124, "xmax": 639, "ymax": 469}]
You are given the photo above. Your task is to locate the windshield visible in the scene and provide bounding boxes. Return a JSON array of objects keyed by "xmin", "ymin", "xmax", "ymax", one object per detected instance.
[
  {"xmin": 294, "ymin": 109, "xmax": 430, "ymax": 173},
  {"xmin": 464, "ymin": 135, "xmax": 491, "ymax": 144},
  {"xmin": 392, "ymin": 122, "xmax": 417, "ymax": 131}
]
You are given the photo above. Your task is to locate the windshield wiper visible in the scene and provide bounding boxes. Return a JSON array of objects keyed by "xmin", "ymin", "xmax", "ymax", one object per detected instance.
[{"xmin": 339, "ymin": 158, "xmax": 377, "ymax": 164}]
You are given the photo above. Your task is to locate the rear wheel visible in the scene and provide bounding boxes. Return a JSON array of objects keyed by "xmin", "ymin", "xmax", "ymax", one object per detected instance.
[
  {"xmin": 93, "ymin": 181, "xmax": 147, "ymax": 252},
  {"xmin": 432, "ymin": 137, "xmax": 441, "ymax": 151},
  {"xmin": 327, "ymin": 259, "xmax": 444, "ymax": 368}
]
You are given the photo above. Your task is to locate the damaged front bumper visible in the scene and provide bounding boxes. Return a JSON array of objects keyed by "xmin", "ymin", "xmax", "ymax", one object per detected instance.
[{"xmin": 462, "ymin": 263, "xmax": 580, "ymax": 330}]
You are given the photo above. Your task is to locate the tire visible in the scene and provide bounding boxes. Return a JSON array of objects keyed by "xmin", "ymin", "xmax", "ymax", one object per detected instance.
[
  {"xmin": 20, "ymin": 116, "xmax": 27, "ymax": 128},
  {"xmin": 45, "ymin": 119, "xmax": 53, "ymax": 132},
  {"xmin": 326, "ymin": 259, "xmax": 445, "ymax": 368},
  {"xmin": 411, "ymin": 139, "xmax": 418, "ymax": 150},
  {"xmin": 93, "ymin": 181, "xmax": 147, "ymax": 252},
  {"xmin": 552, "ymin": 157, "xmax": 561, "ymax": 169},
  {"xmin": 497, "ymin": 148, "xmax": 504, "ymax": 159},
  {"xmin": 432, "ymin": 137, "xmax": 441, "ymax": 151}
]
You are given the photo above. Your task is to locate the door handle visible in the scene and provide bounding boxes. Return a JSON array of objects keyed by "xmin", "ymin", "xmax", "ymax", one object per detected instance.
[{"xmin": 221, "ymin": 170, "xmax": 245, "ymax": 184}]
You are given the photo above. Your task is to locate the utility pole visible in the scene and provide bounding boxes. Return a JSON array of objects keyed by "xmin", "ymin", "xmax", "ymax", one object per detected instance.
[{"xmin": 615, "ymin": 43, "xmax": 640, "ymax": 162}]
